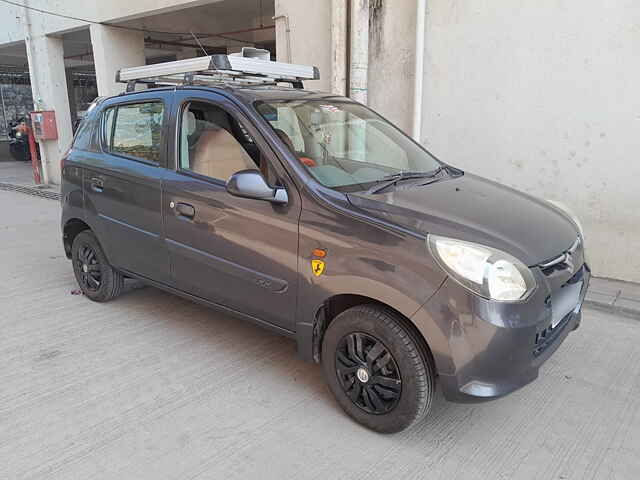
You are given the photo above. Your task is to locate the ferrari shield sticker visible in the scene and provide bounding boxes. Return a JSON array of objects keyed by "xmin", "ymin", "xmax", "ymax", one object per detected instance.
[{"xmin": 311, "ymin": 259, "xmax": 325, "ymax": 277}]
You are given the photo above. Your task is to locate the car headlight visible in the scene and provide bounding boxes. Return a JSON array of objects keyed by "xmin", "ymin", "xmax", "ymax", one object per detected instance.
[{"xmin": 428, "ymin": 235, "xmax": 537, "ymax": 301}]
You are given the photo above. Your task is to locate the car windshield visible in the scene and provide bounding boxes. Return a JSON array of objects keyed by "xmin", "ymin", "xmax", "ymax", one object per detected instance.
[{"xmin": 255, "ymin": 99, "xmax": 442, "ymax": 191}]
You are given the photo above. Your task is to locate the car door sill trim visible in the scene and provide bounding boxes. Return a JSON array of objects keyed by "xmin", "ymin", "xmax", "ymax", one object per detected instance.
[{"xmin": 120, "ymin": 269, "xmax": 296, "ymax": 338}]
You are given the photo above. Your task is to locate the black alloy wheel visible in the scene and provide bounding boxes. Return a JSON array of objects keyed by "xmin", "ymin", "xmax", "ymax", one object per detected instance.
[
  {"xmin": 335, "ymin": 332, "xmax": 402, "ymax": 415},
  {"xmin": 71, "ymin": 230, "xmax": 124, "ymax": 302},
  {"xmin": 76, "ymin": 244, "xmax": 102, "ymax": 292},
  {"xmin": 322, "ymin": 304, "xmax": 435, "ymax": 433}
]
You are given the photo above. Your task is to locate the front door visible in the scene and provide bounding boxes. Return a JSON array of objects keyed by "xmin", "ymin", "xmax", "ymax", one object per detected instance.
[
  {"xmin": 162, "ymin": 92, "xmax": 300, "ymax": 331},
  {"xmin": 83, "ymin": 92, "xmax": 170, "ymax": 283}
]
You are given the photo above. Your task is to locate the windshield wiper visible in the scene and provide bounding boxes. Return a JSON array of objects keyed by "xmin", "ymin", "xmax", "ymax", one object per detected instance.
[{"xmin": 366, "ymin": 167, "xmax": 446, "ymax": 194}]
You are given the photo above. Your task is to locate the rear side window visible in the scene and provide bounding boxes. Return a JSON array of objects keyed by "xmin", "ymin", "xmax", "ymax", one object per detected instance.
[
  {"xmin": 103, "ymin": 102, "xmax": 164, "ymax": 163},
  {"xmin": 103, "ymin": 107, "xmax": 116, "ymax": 147},
  {"xmin": 72, "ymin": 99, "xmax": 103, "ymax": 152},
  {"xmin": 73, "ymin": 118, "xmax": 93, "ymax": 151}
]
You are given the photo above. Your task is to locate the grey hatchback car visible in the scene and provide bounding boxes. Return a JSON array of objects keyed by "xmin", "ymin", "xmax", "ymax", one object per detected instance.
[{"xmin": 61, "ymin": 83, "xmax": 589, "ymax": 433}]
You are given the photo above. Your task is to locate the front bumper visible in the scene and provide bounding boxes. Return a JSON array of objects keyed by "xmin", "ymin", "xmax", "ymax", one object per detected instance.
[{"xmin": 412, "ymin": 263, "xmax": 590, "ymax": 403}]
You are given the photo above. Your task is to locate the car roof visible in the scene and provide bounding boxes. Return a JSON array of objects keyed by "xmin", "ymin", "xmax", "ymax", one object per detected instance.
[
  {"xmin": 109, "ymin": 84, "xmax": 348, "ymax": 107},
  {"xmin": 217, "ymin": 85, "xmax": 345, "ymax": 104}
]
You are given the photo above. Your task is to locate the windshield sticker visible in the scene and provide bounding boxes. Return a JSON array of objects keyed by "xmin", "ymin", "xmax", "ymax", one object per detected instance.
[{"xmin": 318, "ymin": 104, "xmax": 340, "ymax": 113}]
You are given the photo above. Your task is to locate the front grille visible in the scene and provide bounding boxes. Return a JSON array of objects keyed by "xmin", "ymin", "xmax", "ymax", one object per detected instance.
[
  {"xmin": 532, "ymin": 265, "xmax": 586, "ymax": 357},
  {"xmin": 539, "ymin": 236, "xmax": 583, "ymax": 276},
  {"xmin": 533, "ymin": 311, "xmax": 573, "ymax": 357}
]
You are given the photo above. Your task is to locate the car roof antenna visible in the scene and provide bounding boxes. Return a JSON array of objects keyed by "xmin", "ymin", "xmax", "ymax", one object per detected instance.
[{"xmin": 190, "ymin": 31, "xmax": 209, "ymax": 57}]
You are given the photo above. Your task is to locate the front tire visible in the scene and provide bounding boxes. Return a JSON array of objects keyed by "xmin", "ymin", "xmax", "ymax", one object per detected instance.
[
  {"xmin": 322, "ymin": 304, "xmax": 435, "ymax": 433},
  {"xmin": 71, "ymin": 230, "xmax": 124, "ymax": 302}
]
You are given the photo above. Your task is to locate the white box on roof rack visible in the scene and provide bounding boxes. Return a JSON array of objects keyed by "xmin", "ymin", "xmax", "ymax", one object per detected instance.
[
  {"xmin": 223, "ymin": 55, "xmax": 317, "ymax": 80},
  {"xmin": 116, "ymin": 57, "xmax": 215, "ymax": 82},
  {"xmin": 116, "ymin": 49, "xmax": 319, "ymax": 87}
]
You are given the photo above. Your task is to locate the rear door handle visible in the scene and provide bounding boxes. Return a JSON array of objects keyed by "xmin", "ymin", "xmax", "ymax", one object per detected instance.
[
  {"xmin": 90, "ymin": 177, "xmax": 104, "ymax": 192},
  {"xmin": 175, "ymin": 202, "xmax": 195, "ymax": 219}
]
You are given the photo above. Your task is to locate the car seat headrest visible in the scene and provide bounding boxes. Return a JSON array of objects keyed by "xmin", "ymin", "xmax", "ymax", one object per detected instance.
[{"xmin": 183, "ymin": 110, "xmax": 197, "ymax": 135}]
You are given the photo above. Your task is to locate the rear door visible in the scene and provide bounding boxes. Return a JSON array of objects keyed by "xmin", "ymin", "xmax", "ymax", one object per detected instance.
[
  {"xmin": 83, "ymin": 91, "xmax": 172, "ymax": 283},
  {"xmin": 162, "ymin": 90, "xmax": 301, "ymax": 331}
]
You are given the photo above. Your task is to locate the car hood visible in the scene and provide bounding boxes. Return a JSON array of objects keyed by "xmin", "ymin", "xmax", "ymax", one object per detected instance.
[{"xmin": 346, "ymin": 173, "xmax": 578, "ymax": 266}]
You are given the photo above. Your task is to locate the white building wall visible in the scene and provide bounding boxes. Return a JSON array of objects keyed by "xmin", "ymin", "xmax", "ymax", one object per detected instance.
[
  {"xmin": 420, "ymin": 0, "xmax": 640, "ymax": 282},
  {"xmin": 277, "ymin": 0, "xmax": 640, "ymax": 282},
  {"xmin": 273, "ymin": 0, "xmax": 418, "ymax": 132},
  {"xmin": 367, "ymin": 0, "xmax": 417, "ymax": 133}
]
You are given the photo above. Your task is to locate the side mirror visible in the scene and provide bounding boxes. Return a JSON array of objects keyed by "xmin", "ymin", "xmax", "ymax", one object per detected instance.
[{"xmin": 226, "ymin": 169, "xmax": 288, "ymax": 205}]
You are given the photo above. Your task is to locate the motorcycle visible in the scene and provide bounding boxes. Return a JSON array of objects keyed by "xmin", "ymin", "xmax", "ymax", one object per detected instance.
[{"xmin": 8, "ymin": 119, "xmax": 31, "ymax": 162}]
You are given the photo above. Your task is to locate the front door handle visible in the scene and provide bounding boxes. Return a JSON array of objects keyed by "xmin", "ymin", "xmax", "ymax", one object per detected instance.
[
  {"xmin": 90, "ymin": 177, "xmax": 104, "ymax": 192},
  {"xmin": 175, "ymin": 202, "xmax": 195, "ymax": 219}
]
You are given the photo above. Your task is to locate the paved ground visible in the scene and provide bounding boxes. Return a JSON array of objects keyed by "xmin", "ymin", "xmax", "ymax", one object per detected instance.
[
  {"xmin": 1, "ymin": 188, "xmax": 640, "ymax": 480},
  {"xmin": 0, "ymin": 159, "xmax": 36, "ymax": 185}
]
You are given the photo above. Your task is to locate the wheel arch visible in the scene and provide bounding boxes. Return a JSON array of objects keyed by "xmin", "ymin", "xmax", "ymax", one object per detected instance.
[
  {"xmin": 63, "ymin": 218, "xmax": 91, "ymax": 259},
  {"xmin": 309, "ymin": 293, "xmax": 436, "ymax": 374}
]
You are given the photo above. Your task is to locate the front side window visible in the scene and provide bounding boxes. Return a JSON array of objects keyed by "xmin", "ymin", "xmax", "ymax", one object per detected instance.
[
  {"xmin": 178, "ymin": 101, "xmax": 272, "ymax": 183},
  {"xmin": 255, "ymin": 100, "xmax": 441, "ymax": 191},
  {"xmin": 104, "ymin": 102, "xmax": 164, "ymax": 163}
]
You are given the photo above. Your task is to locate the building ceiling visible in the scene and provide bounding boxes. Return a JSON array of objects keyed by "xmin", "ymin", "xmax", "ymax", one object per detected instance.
[{"xmin": 0, "ymin": 0, "xmax": 275, "ymax": 70}]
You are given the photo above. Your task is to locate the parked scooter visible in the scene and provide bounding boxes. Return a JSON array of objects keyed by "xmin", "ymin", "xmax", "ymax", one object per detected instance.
[{"xmin": 8, "ymin": 118, "xmax": 31, "ymax": 162}]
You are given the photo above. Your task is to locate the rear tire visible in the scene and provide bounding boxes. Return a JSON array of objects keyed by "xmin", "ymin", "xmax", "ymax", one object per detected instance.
[
  {"xmin": 71, "ymin": 230, "xmax": 124, "ymax": 302},
  {"xmin": 322, "ymin": 304, "xmax": 435, "ymax": 433}
]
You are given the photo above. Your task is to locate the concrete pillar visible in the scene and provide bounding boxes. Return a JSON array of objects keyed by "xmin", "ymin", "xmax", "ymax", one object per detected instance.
[
  {"xmin": 24, "ymin": 33, "xmax": 72, "ymax": 185},
  {"xmin": 90, "ymin": 24, "xmax": 146, "ymax": 97},
  {"xmin": 274, "ymin": 0, "xmax": 331, "ymax": 91},
  {"xmin": 331, "ymin": 0, "xmax": 348, "ymax": 96},
  {"xmin": 349, "ymin": 0, "xmax": 369, "ymax": 104},
  {"xmin": 367, "ymin": 0, "xmax": 418, "ymax": 133},
  {"xmin": 66, "ymin": 69, "xmax": 78, "ymax": 124}
]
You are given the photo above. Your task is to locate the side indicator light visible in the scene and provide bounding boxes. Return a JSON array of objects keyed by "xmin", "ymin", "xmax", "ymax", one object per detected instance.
[{"xmin": 312, "ymin": 248, "xmax": 327, "ymax": 258}]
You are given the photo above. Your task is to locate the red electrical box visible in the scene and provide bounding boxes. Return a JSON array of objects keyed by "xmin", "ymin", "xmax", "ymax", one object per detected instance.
[{"xmin": 30, "ymin": 110, "xmax": 58, "ymax": 141}]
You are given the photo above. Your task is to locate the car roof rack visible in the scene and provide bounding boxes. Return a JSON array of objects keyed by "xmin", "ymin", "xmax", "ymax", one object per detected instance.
[{"xmin": 116, "ymin": 48, "xmax": 319, "ymax": 92}]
